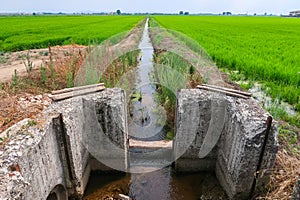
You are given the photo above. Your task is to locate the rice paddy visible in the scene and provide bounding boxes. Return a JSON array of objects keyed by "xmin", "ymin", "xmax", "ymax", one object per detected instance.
[
  {"xmin": 0, "ymin": 15, "xmax": 143, "ymax": 52},
  {"xmin": 153, "ymin": 16, "xmax": 300, "ymax": 110}
]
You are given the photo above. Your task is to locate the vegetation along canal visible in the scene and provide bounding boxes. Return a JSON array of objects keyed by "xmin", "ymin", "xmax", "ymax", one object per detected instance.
[{"xmin": 84, "ymin": 18, "xmax": 227, "ymax": 200}]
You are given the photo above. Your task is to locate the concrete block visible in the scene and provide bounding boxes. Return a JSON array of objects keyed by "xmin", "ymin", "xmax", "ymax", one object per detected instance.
[
  {"xmin": 174, "ymin": 89, "xmax": 278, "ymax": 199},
  {"xmin": 0, "ymin": 88, "xmax": 128, "ymax": 199}
]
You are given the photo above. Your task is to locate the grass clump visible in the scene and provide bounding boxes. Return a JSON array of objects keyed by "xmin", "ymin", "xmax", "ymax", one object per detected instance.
[
  {"xmin": 151, "ymin": 50, "xmax": 203, "ymax": 138},
  {"xmin": 98, "ymin": 50, "xmax": 140, "ymax": 88}
]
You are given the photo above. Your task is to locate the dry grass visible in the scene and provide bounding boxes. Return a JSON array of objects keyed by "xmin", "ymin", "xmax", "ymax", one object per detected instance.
[
  {"xmin": 43, "ymin": 44, "xmax": 88, "ymax": 89},
  {"xmin": 0, "ymin": 44, "xmax": 88, "ymax": 133},
  {"xmin": 258, "ymin": 147, "xmax": 300, "ymax": 199}
]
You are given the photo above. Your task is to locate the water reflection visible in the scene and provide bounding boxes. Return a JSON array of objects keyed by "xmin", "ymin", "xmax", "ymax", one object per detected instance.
[
  {"xmin": 128, "ymin": 18, "xmax": 167, "ymax": 141},
  {"xmin": 84, "ymin": 18, "xmax": 228, "ymax": 200},
  {"xmin": 84, "ymin": 167, "xmax": 227, "ymax": 200}
]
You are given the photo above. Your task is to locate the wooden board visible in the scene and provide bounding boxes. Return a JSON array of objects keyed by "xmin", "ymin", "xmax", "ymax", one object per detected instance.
[
  {"xmin": 51, "ymin": 83, "xmax": 104, "ymax": 95},
  {"xmin": 49, "ymin": 84, "xmax": 105, "ymax": 101},
  {"xmin": 197, "ymin": 85, "xmax": 251, "ymax": 99}
]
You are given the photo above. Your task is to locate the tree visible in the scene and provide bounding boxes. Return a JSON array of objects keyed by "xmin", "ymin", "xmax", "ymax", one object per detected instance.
[
  {"xmin": 179, "ymin": 11, "xmax": 184, "ymax": 15},
  {"xmin": 116, "ymin": 10, "xmax": 121, "ymax": 15},
  {"xmin": 223, "ymin": 12, "xmax": 232, "ymax": 15},
  {"xmin": 184, "ymin": 12, "xmax": 189, "ymax": 15}
]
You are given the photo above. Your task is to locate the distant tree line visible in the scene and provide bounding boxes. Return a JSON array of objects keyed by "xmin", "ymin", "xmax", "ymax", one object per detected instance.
[
  {"xmin": 179, "ymin": 11, "xmax": 189, "ymax": 15},
  {"xmin": 222, "ymin": 12, "xmax": 232, "ymax": 15}
]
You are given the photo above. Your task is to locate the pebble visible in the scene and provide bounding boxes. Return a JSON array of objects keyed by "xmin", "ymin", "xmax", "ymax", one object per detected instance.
[
  {"xmin": 10, "ymin": 153, "xmax": 18, "ymax": 158},
  {"xmin": 0, "ymin": 168, "xmax": 7, "ymax": 176}
]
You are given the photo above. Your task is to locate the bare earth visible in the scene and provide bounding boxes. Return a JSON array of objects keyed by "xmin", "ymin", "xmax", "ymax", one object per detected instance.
[
  {"xmin": 0, "ymin": 45, "xmax": 87, "ymax": 83},
  {"xmin": 0, "ymin": 49, "xmax": 48, "ymax": 82}
]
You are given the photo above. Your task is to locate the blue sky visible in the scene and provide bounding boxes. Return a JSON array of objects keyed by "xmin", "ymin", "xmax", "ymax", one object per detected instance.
[{"xmin": 0, "ymin": 0, "xmax": 299, "ymax": 15}]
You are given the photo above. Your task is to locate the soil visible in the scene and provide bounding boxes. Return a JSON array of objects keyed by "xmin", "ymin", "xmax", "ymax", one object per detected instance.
[
  {"xmin": 0, "ymin": 45, "xmax": 87, "ymax": 83},
  {"xmin": 0, "ymin": 45, "xmax": 87, "ymax": 133}
]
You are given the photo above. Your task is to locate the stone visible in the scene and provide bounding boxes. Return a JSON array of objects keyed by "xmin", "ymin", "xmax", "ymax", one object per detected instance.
[
  {"xmin": 292, "ymin": 179, "xmax": 300, "ymax": 200},
  {"xmin": 117, "ymin": 194, "xmax": 132, "ymax": 200}
]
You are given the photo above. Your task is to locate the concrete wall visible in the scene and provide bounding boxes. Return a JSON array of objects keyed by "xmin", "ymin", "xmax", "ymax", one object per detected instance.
[
  {"xmin": 0, "ymin": 88, "xmax": 128, "ymax": 199},
  {"xmin": 292, "ymin": 179, "xmax": 300, "ymax": 200},
  {"xmin": 174, "ymin": 89, "xmax": 278, "ymax": 200}
]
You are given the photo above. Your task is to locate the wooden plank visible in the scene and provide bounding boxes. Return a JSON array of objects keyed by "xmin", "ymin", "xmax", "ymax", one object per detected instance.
[
  {"xmin": 51, "ymin": 83, "xmax": 104, "ymax": 95},
  {"xmin": 202, "ymin": 84, "xmax": 252, "ymax": 97},
  {"xmin": 129, "ymin": 139, "xmax": 172, "ymax": 149},
  {"xmin": 197, "ymin": 85, "xmax": 250, "ymax": 99},
  {"xmin": 49, "ymin": 85, "xmax": 105, "ymax": 101}
]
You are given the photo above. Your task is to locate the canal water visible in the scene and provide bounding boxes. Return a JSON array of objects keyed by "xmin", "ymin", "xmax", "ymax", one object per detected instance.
[
  {"xmin": 127, "ymin": 18, "xmax": 167, "ymax": 141},
  {"xmin": 84, "ymin": 18, "xmax": 227, "ymax": 200}
]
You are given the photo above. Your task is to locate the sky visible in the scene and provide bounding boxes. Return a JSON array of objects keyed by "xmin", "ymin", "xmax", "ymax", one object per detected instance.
[{"xmin": 0, "ymin": 0, "xmax": 299, "ymax": 15}]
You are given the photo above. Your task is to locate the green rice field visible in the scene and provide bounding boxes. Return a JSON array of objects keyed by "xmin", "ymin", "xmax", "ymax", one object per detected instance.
[
  {"xmin": 154, "ymin": 16, "xmax": 300, "ymax": 109},
  {"xmin": 1, "ymin": 15, "xmax": 299, "ymax": 110},
  {"xmin": 0, "ymin": 15, "xmax": 143, "ymax": 52}
]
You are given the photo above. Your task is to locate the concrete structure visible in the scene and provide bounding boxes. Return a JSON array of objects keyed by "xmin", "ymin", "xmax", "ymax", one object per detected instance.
[
  {"xmin": 0, "ymin": 88, "xmax": 128, "ymax": 199},
  {"xmin": 292, "ymin": 179, "xmax": 300, "ymax": 200},
  {"xmin": 290, "ymin": 10, "xmax": 300, "ymax": 17},
  {"xmin": 0, "ymin": 88, "xmax": 279, "ymax": 199},
  {"xmin": 174, "ymin": 89, "xmax": 278, "ymax": 199}
]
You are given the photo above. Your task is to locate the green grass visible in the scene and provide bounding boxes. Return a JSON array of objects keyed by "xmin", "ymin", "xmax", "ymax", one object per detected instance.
[
  {"xmin": 153, "ymin": 16, "xmax": 300, "ymax": 108},
  {"xmin": 0, "ymin": 15, "xmax": 143, "ymax": 52},
  {"xmin": 151, "ymin": 50, "xmax": 203, "ymax": 135}
]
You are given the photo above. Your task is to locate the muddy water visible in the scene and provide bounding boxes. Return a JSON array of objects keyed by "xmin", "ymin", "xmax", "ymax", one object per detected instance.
[
  {"xmin": 85, "ymin": 168, "xmax": 227, "ymax": 200},
  {"xmin": 84, "ymin": 19, "xmax": 227, "ymax": 200}
]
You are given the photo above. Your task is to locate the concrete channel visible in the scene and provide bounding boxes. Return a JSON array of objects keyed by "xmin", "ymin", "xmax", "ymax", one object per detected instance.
[
  {"xmin": 0, "ymin": 19, "xmax": 283, "ymax": 200},
  {"xmin": 0, "ymin": 87, "xmax": 280, "ymax": 199}
]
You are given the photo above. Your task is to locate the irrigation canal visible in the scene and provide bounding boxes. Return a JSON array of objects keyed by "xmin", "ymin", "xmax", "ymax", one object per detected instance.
[{"xmin": 84, "ymin": 18, "xmax": 227, "ymax": 200}]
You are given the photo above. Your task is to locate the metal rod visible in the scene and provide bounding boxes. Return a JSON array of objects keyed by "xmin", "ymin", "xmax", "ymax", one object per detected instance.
[{"xmin": 249, "ymin": 116, "xmax": 273, "ymax": 199}]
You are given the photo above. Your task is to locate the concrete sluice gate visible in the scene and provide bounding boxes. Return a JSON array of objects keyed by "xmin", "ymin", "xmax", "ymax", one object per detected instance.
[{"xmin": 0, "ymin": 88, "xmax": 279, "ymax": 200}]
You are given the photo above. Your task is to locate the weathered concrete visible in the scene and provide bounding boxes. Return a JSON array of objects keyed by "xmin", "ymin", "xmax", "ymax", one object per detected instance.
[
  {"xmin": 174, "ymin": 89, "xmax": 278, "ymax": 200},
  {"xmin": 0, "ymin": 88, "xmax": 128, "ymax": 199},
  {"xmin": 292, "ymin": 179, "xmax": 300, "ymax": 200}
]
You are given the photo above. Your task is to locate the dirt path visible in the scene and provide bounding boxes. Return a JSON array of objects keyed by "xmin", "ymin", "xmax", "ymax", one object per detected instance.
[
  {"xmin": 0, "ymin": 46, "xmax": 87, "ymax": 83},
  {"xmin": 0, "ymin": 50, "xmax": 47, "ymax": 82}
]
